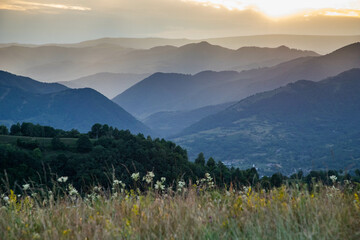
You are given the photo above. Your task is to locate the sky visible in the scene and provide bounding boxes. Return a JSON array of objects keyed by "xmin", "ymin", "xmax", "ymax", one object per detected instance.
[{"xmin": 0, "ymin": 0, "xmax": 360, "ymax": 44}]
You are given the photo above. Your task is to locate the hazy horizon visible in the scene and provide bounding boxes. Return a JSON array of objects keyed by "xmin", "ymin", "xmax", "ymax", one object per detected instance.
[
  {"xmin": 1, "ymin": 0, "xmax": 360, "ymax": 44},
  {"xmin": 1, "ymin": 33, "xmax": 360, "ymax": 46}
]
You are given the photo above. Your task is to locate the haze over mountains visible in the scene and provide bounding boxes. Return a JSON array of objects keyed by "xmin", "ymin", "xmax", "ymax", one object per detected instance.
[
  {"xmin": 2, "ymin": 34, "xmax": 359, "ymax": 54},
  {"xmin": 113, "ymin": 42, "xmax": 360, "ymax": 119},
  {"xmin": 101, "ymin": 42, "xmax": 318, "ymax": 74},
  {"xmin": 173, "ymin": 69, "xmax": 360, "ymax": 174},
  {"xmin": 0, "ymin": 41, "xmax": 318, "ymax": 83},
  {"xmin": 0, "ymin": 44, "xmax": 132, "ymax": 82},
  {"xmin": 205, "ymin": 35, "xmax": 360, "ymax": 54},
  {"xmin": 60, "ymin": 73, "xmax": 150, "ymax": 98},
  {"xmin": 143, "ymin": 102, "xmax": 235, "ymax": 137},
  {"xmin": 0, "ymin": 71, "xmax": 148, "ymax": 134}
]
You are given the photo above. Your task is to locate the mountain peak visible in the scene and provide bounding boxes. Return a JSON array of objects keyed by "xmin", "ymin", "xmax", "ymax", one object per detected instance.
[
  {"xmin": 198, "ymin": 41, "xmax": 212, "ymax": 45},
  {"xmin": 179, "ymin": 41, "xmax": 222, "ymax": 50},
  {"xmin": 277, "ymin": 45, "xmax": 290, "ymax": 50}
]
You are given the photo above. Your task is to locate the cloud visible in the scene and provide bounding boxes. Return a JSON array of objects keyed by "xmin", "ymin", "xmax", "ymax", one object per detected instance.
[
  {"xmin": 0, "ymin": 0, "xmax": 360, "ymax": 44},
  {"xmin": 0, "ymin": 0, "xmax": 91, "ymax": 12},
  {"xmin": 183, "ymin": 0, "xmax": 360, "ymax": 18},
  {"xmin": 0, "ymin": 3, "xmax": 27, "ymax": 11},
  {"xmin": 321, "ymin": 9, "xmax": 360, "ymax": 17}
]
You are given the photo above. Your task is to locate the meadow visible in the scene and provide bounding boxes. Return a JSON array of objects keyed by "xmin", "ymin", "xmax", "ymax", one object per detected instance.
[{"xmin": 1, "ymin": 173, "xmax": 359, "ymax": 240}]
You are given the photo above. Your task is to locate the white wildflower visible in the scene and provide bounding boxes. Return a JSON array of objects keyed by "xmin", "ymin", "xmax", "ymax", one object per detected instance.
[
  {"xmin": 177, "ymin": 180, "xmax": 186, "ymax": 192},
  {"xmin": 143, "ymin": 171, "xmax": 155, "ymax": 184},
  {"xmin": 155, "ymin": 180, "xmax": 165, "ymax": 191},
  {"xmin": 131, "ymin": 172, "xmax": 140, "ymax": 181},
  {"xmin": 178, "ymin": 181, "xmax": 186, "ymax": 188},
  {"xmin": 22, "ymin": 184, "xmax": 30, "ymax": 191},
  {"xmin": 113, "ymin": 179, "xmax": 121, "ymax": 185},
  {"xmin": 67, "ymin": 184, "xmax": 79, "ymax": 196},
  {"xmin": 57, "ymin": 176, "xmax": 68, "ymax": 183},
  {"xmin": 204, "ymin": 173, "xmax": 214, "ymax": 188},
  {"xmin": 3, "ymin": 196, "xmax": 9, "ymax": 203},
  {"xmin": 330, "ymin": 175, "xmax": 337, "ymax": 183},
  {"xmin": 86, "ymin": 192, "xmax": 99, "ymax": 202},
  {"xmin": 113, "ymin": 180, "xmax": 125, "ymax": 188}
]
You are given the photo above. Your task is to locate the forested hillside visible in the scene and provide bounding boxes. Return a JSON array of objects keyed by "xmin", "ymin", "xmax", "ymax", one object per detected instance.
[
  {"xmin": 174, "ymin": 69, "xmax": 360, "ymax": 175},
  {"xmin": 0, "ymin": 71, "xmax": 148, "ymax": 133},
  {"xmin": 0, "ymin": 123, "xmax": 261, "ymax": 191}
]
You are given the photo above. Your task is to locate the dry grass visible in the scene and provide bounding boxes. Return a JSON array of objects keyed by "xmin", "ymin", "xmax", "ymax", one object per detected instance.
[{"xmin": 1, "ymin": 178, "xmax": 360, "ymax": 240}]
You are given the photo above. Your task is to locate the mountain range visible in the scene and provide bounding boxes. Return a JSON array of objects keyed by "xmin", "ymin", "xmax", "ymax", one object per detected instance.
[
  {"xmin": 0, "ymin": 71, "xmax": 149, "ymax": 133},
  {"xmin": 101, "ymin": 42, "xmax": 318, "ymax": 74},
  {"xmin": 2, "ymin": 34, "xmax": 360, "ymax": 54},
  {"xmin": 1, "ymin": 39, "xmax": 360, "ymax": 175},
  {"xmin": 0, "ymin": 42, "xmax": 318, "ymax": 82},
  {"xmin": 113, "ymin": 42, "xmax": 360, "ymax": 119},
  {"xmin": 173, "ymin": 69, "xmax": 360, "ymax": 175}
]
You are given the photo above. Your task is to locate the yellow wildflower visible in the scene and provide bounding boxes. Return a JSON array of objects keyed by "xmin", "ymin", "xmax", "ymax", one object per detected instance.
[{"xmin": 131, "ymin": 204, "xmax": 139, "ymax": 216}]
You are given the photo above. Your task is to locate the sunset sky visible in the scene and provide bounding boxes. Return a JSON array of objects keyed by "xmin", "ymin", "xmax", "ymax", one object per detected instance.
[{"xmin": 1, "ymin": 0, "xmax": 360, "ymax": 44}]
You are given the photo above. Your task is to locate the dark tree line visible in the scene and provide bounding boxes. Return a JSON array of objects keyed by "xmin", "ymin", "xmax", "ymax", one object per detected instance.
[
  {"xmin": 0, "ymin": 123, "xmax": 80, "ymax": 138},
  {"xmin": 1, "ymin": 123, "xmax": 360, "ymax": 193}
]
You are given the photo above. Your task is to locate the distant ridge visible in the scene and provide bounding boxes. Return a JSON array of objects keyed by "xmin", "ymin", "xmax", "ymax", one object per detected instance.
[
  {"xmin": 0, "ymin": 41, "xmax": 319, "ymax": 82},
  {"xmin": 204, "ymin": 35, "xmax": 360, "ymax": 54},
  {"xmin": 113, "ymin": 42, "xmax": 360, "ymax": 119},
  {"xmin": 5, "ymin": 34, "xmax": 357, "ymax": 54}
]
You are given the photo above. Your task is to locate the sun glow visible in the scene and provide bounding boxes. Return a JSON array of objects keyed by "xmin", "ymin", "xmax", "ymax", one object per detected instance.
[{"xmin": 183, "ymin": 0, "xmax": 360, "ymax": 18}]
